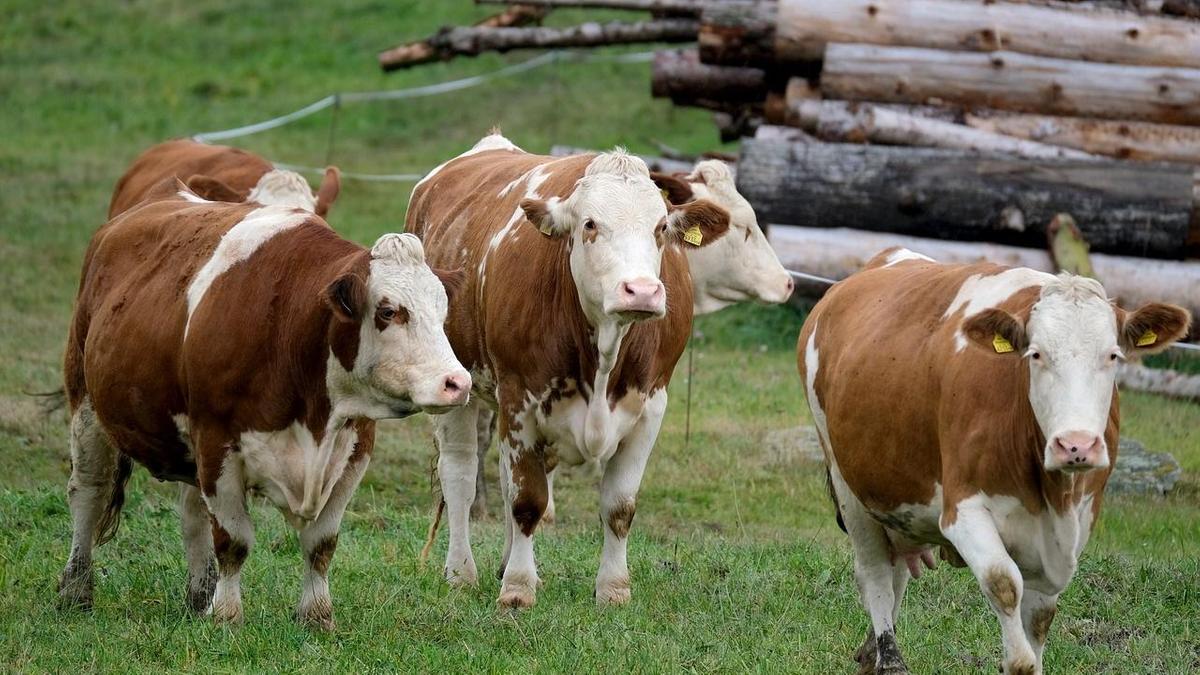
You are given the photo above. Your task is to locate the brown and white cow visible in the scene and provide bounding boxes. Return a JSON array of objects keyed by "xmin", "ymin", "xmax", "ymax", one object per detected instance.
[
  {"xmin": 798, "ymin": 248, "xmax": 1190, "ymax": 674},
  {"xmin": 406, "ymin": 133, "xmax": 730, "ymax": 607},
  {"xmin": 59, "ymin": 180, "xmax": 469, "ymax": 628},
  {"xmin": 108, "ymin": 139, "xmax": 340, "ymax": 218},
  {"xmin": 466, "ymin": 158, "xmax": 795, "ymax": 520}
]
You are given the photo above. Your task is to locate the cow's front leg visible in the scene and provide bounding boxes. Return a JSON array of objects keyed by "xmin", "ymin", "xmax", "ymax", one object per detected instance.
[
  {"xmin": 498, "ymin": 437, "xmax": 547, "ymax": 609},
  {"xmin": 595, "ymin": 390, "xmax": 666, "ymax": 606},
  {"xmin": 198, "ymin": 437, "xmax": 254, "ymax": 625},
  {"xmin": 436, "ymin": 400, "xmax": 481, "ymax": 587},
  {"xmin": 179, "ymin": 484, "xmax": 217, "ymax": 614},
  {"xmin": 1021, "ymin": 589, "xmax": 1058, "ymax": 670},
  {"xmin": 943, "ymin": 502, "xmax": 1038, "ymax": 675}
]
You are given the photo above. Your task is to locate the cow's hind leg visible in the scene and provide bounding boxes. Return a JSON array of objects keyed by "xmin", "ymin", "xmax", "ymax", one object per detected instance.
[
  {"xmin": 943, "ymin": 502, "xmax": 1038, "ymax": 675},
  {"xmin": 58, "ymin": 398, "xmax": 127, "ymax": 611},
  {"xmin": 470, "ymin": 407, "xmax": 494, "ymax": 519},
  {"xmin": 830, "ymin": 465, "xmax": 910, "ymax": 675},
  {"xmin": 437, "ymin": 400, "xmax": 481, "ymax": 587},
  {"xmin": 295, "ymin": 450, "xmax": 370, "ymax": 631},
  {"xmin": 179, "ymin": 483, "xmax": 217, "ymax": 614}
]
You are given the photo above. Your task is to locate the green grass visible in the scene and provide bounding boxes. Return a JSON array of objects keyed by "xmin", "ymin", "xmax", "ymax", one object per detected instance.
[{"xmin": 2, "ymin": 1, "xmax": 1199, "ymax": 672}]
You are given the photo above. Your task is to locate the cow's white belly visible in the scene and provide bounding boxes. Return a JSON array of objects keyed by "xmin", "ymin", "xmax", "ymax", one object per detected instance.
[{"xmin": 538, "ymin": 386, "xmax": 648, "ymax": 467}]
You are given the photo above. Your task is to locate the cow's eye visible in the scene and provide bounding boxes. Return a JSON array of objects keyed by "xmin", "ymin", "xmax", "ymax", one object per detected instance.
[
  {"xmin": 1109, "ymin": 353, "xmax": 1121, "ymax": 362},
  {"xmin": 583, "ymin": 219, "xmax": 596, "ymax": 231},
  {"xmin": 1030, "ymin": 351, "xmax": 1041, "ymax": 361},
  {"xmin": 378, "ymin": 307, "xmax": 396, "ymax": 322}
]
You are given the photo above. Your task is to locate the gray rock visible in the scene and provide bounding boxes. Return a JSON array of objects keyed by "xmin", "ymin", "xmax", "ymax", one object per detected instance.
[
  {"xmin": 1106, "ymin": 438, "xmax": 1182, "ymax": 496},
  {"xmin": 764, "ymin": 426, "xmax": 824, "ymax": 466}
]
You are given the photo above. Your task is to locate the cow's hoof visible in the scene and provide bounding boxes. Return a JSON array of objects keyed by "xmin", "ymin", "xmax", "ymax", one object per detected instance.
[
  {"xmin": 296, "ymin": 608, "xmax": 336, "ymax": 632},
  {"xmin": 497, "ymin": 582, "xmax": 537, "ymax": 609},
  {"xmin": 876, "ymin": 664, "xmax": 909, "ymax": 675},
  {"xmin": 1003, "ymin": 660, "xmax": 1037, "ymax": 675},
  {"xmin": 186, "ymin": 561, "xmax": 218, "ymax": 614},
  {"xmin": 57, "ymin": 572, "xmax": 94, "ymax": 612},
  {"xmin": 446, "ymin": 565, "xmax": 479, "ymax": 589},
  {"xmin": 595, "ymin": 576, "xmax": 631, "ymax": 607},
  {"xmin": 211, "ymin": 599, "xmax": 244, "ymax": 625}
]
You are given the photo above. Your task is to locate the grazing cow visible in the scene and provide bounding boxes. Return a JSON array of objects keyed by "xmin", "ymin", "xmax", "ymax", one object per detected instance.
[
  {"xmin": 406, "ymin": 133, "xmax": 731, "ymax": 607},
  {"xmin": 798, "ymin": 249, "xmax": 1190, "ymax": 674},
  {"xmin": 108, "ymin": 139, "xmax": 340, "ymax": 218},
  {"xmin": 59, "ymin": 180, "xmax": 469, "ymax": 629},
  {"xmin": 465, "ymin": 158, "xmax": 796, "ymax": 520}
]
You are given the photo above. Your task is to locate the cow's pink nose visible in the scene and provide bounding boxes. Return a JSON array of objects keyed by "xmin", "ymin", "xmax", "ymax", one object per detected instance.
[
  {"xmin": 1051, "ymin": 431, "xmax": 1104, "ymax": 471},
  {"xmin": 784, "ymin": 276, "xmax": 795, "ymax": 297},
  {"xmin": 440, "ymin": 372, "xmax": 471, "ymax": 405},
  {"xmin": 616, "ymin": 279, "xmax": 666, "ymax": 315}
]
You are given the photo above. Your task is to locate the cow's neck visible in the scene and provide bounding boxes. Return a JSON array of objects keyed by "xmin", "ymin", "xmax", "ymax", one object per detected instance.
[{"xmin": 581, "ymin": 318, "xmax": 631, "ymax": 460}]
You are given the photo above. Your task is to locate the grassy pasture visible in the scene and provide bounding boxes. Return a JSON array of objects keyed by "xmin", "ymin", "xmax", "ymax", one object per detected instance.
[{"xmin": 1, "ymin": 2, "xmax": 1198, "ymax": 672}]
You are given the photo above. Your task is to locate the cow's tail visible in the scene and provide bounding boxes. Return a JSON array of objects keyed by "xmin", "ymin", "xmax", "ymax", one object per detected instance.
[
  {"xmin": 418, "ymin": 496, "xmax": 445, "ymax": 567},
  {"xmin": 825, "ymin": 468, "xmax": 847, "ymax": 534},
  {"xmin": 94, "ymin": 454, "xmax": 134, "ymax": 548}
]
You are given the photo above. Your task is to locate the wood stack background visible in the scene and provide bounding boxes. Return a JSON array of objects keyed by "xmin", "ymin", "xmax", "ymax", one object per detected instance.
[{"xmin": 381, "ymin": 0, "xmax": 1200, "ymax": 322}]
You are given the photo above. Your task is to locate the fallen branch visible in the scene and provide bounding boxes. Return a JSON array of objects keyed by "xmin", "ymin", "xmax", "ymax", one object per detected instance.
[
  {"xmin": 380, "ymin": 18, "xmax": 697, "ymax": 70},
  {"xmin": 378, "ymin": 5, "xmax": 548, "ymax": 69},
  {"xmin": 476, "ymin": 0, "xmax": 707, "ymax": 12}
]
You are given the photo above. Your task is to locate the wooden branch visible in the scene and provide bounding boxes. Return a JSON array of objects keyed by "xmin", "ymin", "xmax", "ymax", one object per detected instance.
[
  {"xmin": 651, "ymin": 49, "xmax": 768, "ymax": 104},
  {"xmin": 786, "ymin": 102, "xmax": 1099, "ymax": 159},
  {"xmin": 820, "ymin": 43, "xmax": 1200, "ymax": 125},
  {"xmin": 476, "ymin": 0, "xmax": 707, "ymax": 12},
  {"xmin": 380, "ymin": 19, "xmax": 698, "ymax": 70},
  {"xmin": 776, "ymin": 0, "xmax": 1200, "ymax": 68},
  {"xmin": 378, "ymin": 5, "xmax": 548, "ymax": 69},
  {"xmin": 1117, "ymin": 363, "xmax": 1200, "ymax": 401},
  {"xmin": 964, "ymin": 111, "xmax": 1200, "ymax": 163},
  {"xmin": 738, "ymin": 139, "xmax": 1195, "ymax": 257},
  {"xmin": 768, "ymin": 224, "xmax": 1200, "ymax": 319},
  {"xmin": 698, "ymin": 1, "xmax": 781, "ymax": 67}
]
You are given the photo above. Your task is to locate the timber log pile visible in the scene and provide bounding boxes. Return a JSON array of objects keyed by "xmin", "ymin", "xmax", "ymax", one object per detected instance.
[{"xmin": 382, "ymin": 1, "xmax": 1200, "ymax": 323}]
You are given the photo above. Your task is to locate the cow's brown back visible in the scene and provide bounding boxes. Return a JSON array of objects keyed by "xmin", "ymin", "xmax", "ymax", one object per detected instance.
[{"xmin": 108, "ymin": 140, "xmax": 273, "ymax": 217}]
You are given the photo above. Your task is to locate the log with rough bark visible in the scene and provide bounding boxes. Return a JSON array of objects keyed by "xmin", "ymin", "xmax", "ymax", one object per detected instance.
[
  {"xmin": 651, "ymin": 49, "xmax": 768, "ymax": 104},
  {"xmin": 378, "ymin": 5, "xmax": 547, "ymax": 69},
  {"xmin": 964, "ymin": 111, "xmax": 1200, "ymax": 163},
  {"xmin": 697, "ymin": 1, "xmax": 780, "ymax": 67},
  {"xmin": 738, "ymin": 139, "xmax": 1195, "ymax": 257},
  {"xmin": 785, "ymin": 102, "xmax": 1099, "ymax": 159},
  {"xmin": 776, "ymin": 0, "xmax": 1200, "ymax": 68},
  {"xmin": 821, "ymin": 43, "xmax": 1200, "ymax": 125},
  {"xmin": 476, "ymin": 0, "xmax": 706, "ymax": 11},
  {"xmin": 379, "ymin": 19, "xmax": 698, "ymax": 70},
  {"xmin": 1116, "ymin": 363, "xmax": 1200, "ymax": 401},
  {"xmin": 767, "ymin": 225, "xmax": 1200, "ymax": 320}
]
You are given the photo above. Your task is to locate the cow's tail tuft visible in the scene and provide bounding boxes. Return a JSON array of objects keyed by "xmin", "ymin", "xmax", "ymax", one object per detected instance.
[
  {"xmin": 418, "ymin": 497, "xmax": 445, "ymax": 567},
  {"xmin": 94, "ymin": 454, "xmax": 133, "ymax": 548},
  {"xmin": 825, "ymin": 468, "xmax": 847, "ymax": 534}
]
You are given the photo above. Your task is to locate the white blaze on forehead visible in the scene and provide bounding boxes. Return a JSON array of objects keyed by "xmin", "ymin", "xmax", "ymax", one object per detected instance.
[
  {"xmin": 945, "ymin": 267, "xmax": 1056, "ymax": 351},
  {"xmin": 248, "ymin": 169, "xmax": 318, "ymax": 212},
  {"xmin": 884, "ymin": 248, "xmax": 935, "ymax": 267},
  {"xmin": 186, "ymin": 206, "xmax": 310, "ymax": 337}
]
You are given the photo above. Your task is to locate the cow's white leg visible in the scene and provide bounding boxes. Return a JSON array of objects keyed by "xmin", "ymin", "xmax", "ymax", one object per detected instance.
[
  {"xmin": 436, "ymin": 400, "xmax": 481, "ymax": 587},
  {"xmin": 943, "ymin": 501, "xmax": 1038, "ymax": 675},
  {"xmin": 296, "ymin": 450, "xmax": 370, "ymax": 631},
  {"xmin": 497, "ymin": 436, "xmax": 547, "ymax": 608},
  {"xmin": 1021, "ymin": 589, "xmax": 1058, "ymax": 670},
  {"xmin": 200, "ymin": 448, "xmax": 255, "ymax": 625},
  {"xmin": 497, "ymin": 443, "xmax": 515, "ymax": 580},
  {"xmin": 179, "ymin": 483, "xmax": 217, "ymax": 614},
  {"xmin": 595, "ymin": 390, "xmax": 665, "ymax": 606},
  {"xmin": 830, "ymin": 465, "xmax": 910, "ymax": 674},
  {"xmin": 542, "ymin": 465, "xmax": 558, "ymax": 524},
  {"xmin": 58, "ymin": 398, "xmax": 122, "ymax": 611},
  {"xmin": 470, "ymin": 407, "xmax": 494, "ymax": 519}
]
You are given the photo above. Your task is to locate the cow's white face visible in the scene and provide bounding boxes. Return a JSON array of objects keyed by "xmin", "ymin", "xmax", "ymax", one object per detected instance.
[
  {"xmin": 326, "ymin": 233, "xmax": 470, "ymax": 416},
  {"xmin": 521, "ymin": 152, "xmax": 731, "ymax": 325},
  {"xmin": 964, "ymin": 275, "xmax": 1190, "ymax": 473},
  {"xmin": 672, "ymin": 162, "xmax": 793, "ymax": 314}
]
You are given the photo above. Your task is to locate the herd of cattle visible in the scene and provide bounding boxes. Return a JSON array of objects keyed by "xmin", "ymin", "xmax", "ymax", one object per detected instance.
[{"xmin": 56, "ymin": 134, "xmax": 1190, "ymax": 674}]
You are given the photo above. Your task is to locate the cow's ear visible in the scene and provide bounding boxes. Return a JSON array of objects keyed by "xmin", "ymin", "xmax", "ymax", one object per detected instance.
[
  {"xmin": 962, "ymin": 308, "xmax": 1029, "ymax": 356},
  {"xmin": 1117, "ymin": 302, "xmax": 1191, "ymax": 356},
  {"xmin": 433, "ymin": 268, "xmax": 466, "ymax": 302},
  {"xmin": 667, "ymin": 199, "xmax": 730, "ymax": 248},
  {"xmin": 315, "ymin": 166, "xmax": 341, "ymax": 218},
  {"xmin": 323, "ymin": 272, "xmax": 367, "ymax": 323},
  {"xmin": 520, "ymin": 197, "xmax": 569, "ymax": 237},
  {"xmin": 650, "ymin": 172, "xmax": 694, "ymax": 205},
  {"xmin": 185, "ymin": 175, "xmax": 242, "ymax": 203}
]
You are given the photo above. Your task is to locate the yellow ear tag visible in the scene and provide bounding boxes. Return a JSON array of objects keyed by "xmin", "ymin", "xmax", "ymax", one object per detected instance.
[
  {"xmin": 537, "ymin": 221, "xmax": 554, "ymax": 236},
  {"xmin": 661, "ymin": 188, "xmax": 670, "ymax": 201},
  {"xmin": 1136, "ymin": 329, "xmax": 1157, "ymax": 347},
  {"xmin": 683, "ymin": 225, "xmax": 703, "ymax": 247},
  {"xmin": 992, "ymin": 333, "xmax": 1014, "ymax": 354}
]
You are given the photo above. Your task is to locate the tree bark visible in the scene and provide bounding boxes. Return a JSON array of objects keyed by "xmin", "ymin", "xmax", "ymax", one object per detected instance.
[
  {"xmin": 380, "ymin": 19, "xmax": 698, "ymax": 70},
  {"xmin": 476, "ymin": 0, "xmax": 707, "ymax": 11},
  {"xmin": 1116, "ymin": 364, "xmax": 1200, "ymax": 402},
  {"xmin": 784, "ymin": 102, "xmax": 1099, "ymax": 159},
  {"xmin": 776, "ymin": 0, "xmax": 1200, "ymax": 68},
  {"xmin": 651, "ymin": 49, "xmax": 768, "ymax": 104},
  {"xmin": 697, "ymin": 1, "xmax": 781, "ymax": 67},
  {"xmin": 820, "ymin": 43, "xmax": 1200, "ymax": 125},
  {"xmin": 964, "ymin": 111, "xmax": 1200, "ymax": 163},
  {"xmin": 738, "ymin": 139, "xmax": 1195, "ymax": 257},
  {"xmin": 768, "ymin": 224, "xmax": 1200, "ymax": 319},
  {"xmin": 378, "ymin": 5, "xmax": 548, "ymax": 69}
]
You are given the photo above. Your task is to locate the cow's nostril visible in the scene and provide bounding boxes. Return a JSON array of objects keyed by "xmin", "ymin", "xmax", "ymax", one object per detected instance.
[{"xmin": 445, "ymin": 377, "xmax": 461, "ymax": 393}]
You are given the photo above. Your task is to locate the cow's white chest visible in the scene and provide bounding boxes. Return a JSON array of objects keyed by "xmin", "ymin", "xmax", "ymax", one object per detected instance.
[
  {"xmin": 238, "ymin": 422, "xmax": 357, "ymax": 524},
  {"xmin": 988, "ymin": 494, "xmax": 1093, "ymax": 594},
  {"xmin": 536, "ymin": 384, "xmax": 647, "ymax": 467}
]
